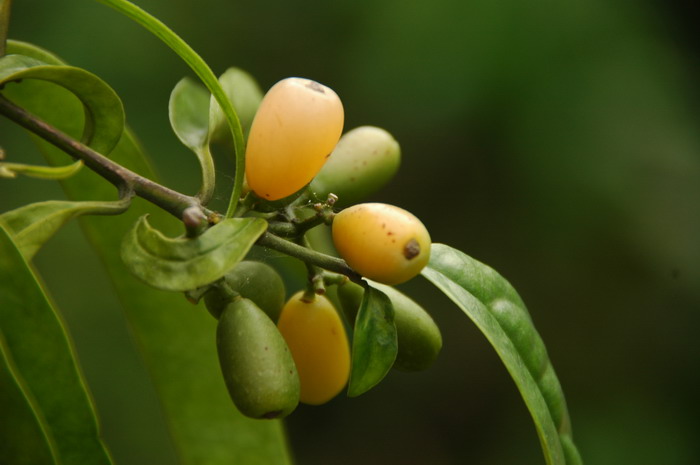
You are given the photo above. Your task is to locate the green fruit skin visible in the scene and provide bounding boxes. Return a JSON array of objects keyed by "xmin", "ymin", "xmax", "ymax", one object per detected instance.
[
  {"xmin": 310, "ymin": 126, "xmax": 400, "ymax": 206},
  {"xmin": 204, "ymin": 261, "xmax": 286, "ymax": 321},
  {"xmin": 209, "ymin": 67, "xmax": 264, "ymax": 144},
  {"xmin": 337, "ymin": 281, "xmax": 442, "ymax": 371},
  {"xmin": 216, "ymin": 298, "xmax": 300, "ymax": 419}
]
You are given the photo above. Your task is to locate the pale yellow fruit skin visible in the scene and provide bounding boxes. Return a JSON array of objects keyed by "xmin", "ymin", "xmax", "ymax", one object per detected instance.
[
  {"xmin": 277, "ymin": 292, "xmax": 351, "ymax": 405},
  {"xmin": 245, "ymin": 77, "xmax": 344, "ymax": 201},
  {"xmin": 332, "ymin": 203, "xmax": 431, "ymax": 285}
]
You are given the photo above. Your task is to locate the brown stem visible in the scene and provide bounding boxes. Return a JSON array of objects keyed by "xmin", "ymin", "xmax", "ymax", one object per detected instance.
[{"xmin": 0, "ymin": 94, "xmax": 211, "ymax": 220}]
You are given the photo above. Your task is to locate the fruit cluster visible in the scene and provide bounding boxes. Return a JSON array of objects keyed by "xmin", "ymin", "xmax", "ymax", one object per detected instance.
[{"xmin": 206, "ymin": 77, "xmax": 441, "ymax": 419}]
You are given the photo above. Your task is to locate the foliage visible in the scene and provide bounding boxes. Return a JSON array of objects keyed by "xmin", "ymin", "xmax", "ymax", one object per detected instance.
[{"xmin": 0, "ymin": 0, "xmax": 586, "ymax": 463}]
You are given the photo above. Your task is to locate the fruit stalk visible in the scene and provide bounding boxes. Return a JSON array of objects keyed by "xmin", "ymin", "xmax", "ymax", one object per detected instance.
[{"xmin": 256, "ymin": 232, "xmax": 363, "ymax": 285}]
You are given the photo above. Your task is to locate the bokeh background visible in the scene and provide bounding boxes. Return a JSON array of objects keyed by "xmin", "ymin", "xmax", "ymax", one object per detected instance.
[{"xmin": 2, "ymin": 0, "xmax": 699, "ymax": 463}]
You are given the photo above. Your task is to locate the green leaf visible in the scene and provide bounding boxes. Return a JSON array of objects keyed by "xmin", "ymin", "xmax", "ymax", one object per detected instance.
[
  {"xmin": 0, "ymin": 333, "xmax": 56, "ymax": 465},
  {"xmin": 0, "ymin": 53, "xmax": 125, "ymax": 156},
  {"xmin": 121, "ymin": 215, "xmax": 267, "ymax": 291},
  {"xmin": 95, "ymin": 0, "xmax": 246, "ymax": 217},
  {"xmin": 208, "ymin": 67, "xmax": 263, "ymax": 144},
  {"xmin": 4, "ymin": 39, "xmax": 293, "ymax": 465},
  {"xmin": 169, "ymin": 77, "xmax": 210, "ymax": 150},
  {"xmin": 0, "ymin": 159, "xmax": 83, "ymax": 179},
  {"xmin": 168, "ymin": 77, "xmax": 215, "ymax": 203},
  {"xmin": 421, "ymin": 243, "xmax": 582, "ymax": 465},
  {"xmin": 0, "ymin": 225, "xmax": 113, "ymax": 464},
  {"xmin": 0, "ymin": 0, "xmax": 10, "ymax": 56},
  {"xmin": 0, "ymin": 198, "xmax": 130, "ymax": 260},
  {"xmin": 347, "ymin": 285, "xmax": 398, "ymax": 397}
]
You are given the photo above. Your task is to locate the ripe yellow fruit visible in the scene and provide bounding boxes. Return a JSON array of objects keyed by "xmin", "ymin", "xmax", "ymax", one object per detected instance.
[
  {"xmin": 277, "ymin": 292, "xmax": 351, "ymax": 405},
  {"xmin": 245, "ymin": 77, "xmax": 344, "ymax": 201},
  {"xmin": 332, "ymin": 203, "xmax": 431, "ymax": 285}
]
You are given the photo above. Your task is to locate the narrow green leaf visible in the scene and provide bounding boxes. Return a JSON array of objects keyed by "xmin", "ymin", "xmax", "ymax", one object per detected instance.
[
  {"xmin": 209, "ymin": 67, "xmax": 263, "ymax": 144},
  {"xmin": 0, "ymin": 52, "xmax": 125, "ymax": 156},
  {"xmin": 0, "ymin": 159, "xmax": 83, "ymax": 179},
  {"xmin": 94, "ymin": 0, "xmax": 246, "ymax": 217},
  {"xmin": 0, "ymin": 198, "xmax": 130, "ymax": 260},
  {"xmin": 0, "ymin": 333, "xmax": 56, "ymax": 465},
  {"xmin": 4, "ymin": 38, "xmax": 293, "ymax": 465},
  {"xmin": 121, "ymin": 215, "xmax": 267, "ymax": 291},
  {"xmin": 347, "ymin": 285, "xmax": 398, "ymax": 397},
  {"xmin": 0, "ymin": 225, "xmax": 113, "ymax": 464},
  {"xmin": 168, "ymin": 77, "xmax": 215, "ymax": 203},
  {"xmin": 0, "ymin": 0, "xmax": 11, "ymax": 57},
  {"xmin": 421, "ymin": 243, "xmax": 582, "ymax": 465}
]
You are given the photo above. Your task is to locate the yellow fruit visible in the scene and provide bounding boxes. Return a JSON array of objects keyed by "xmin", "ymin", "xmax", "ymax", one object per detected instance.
[
  {"xmin": 277, "ymin": 292, "xmax": 351, "ymax": 405},
  {"xmin": 245, "ymin": 77, "xmax": 344, "ymax": 201},
  {"xmin": 332, "ymin": 203, "xmax": 431, "ymax": 285}
]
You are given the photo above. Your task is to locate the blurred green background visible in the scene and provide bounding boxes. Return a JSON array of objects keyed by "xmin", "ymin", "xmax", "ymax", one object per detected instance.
[{"xmin": 2, "ymin": 0, "xmax": 699, "ymax": 463}]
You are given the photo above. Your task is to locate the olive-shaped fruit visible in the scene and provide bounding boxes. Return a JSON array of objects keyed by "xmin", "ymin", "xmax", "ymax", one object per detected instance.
[
  {"xmin": 216, "ymin": 298, "xmax": 300, "ymax": 419},
  {"xmin": 209, "ymin": 67, "xmax": 264, "ymax": 144},
  {"xmin": 204, "ymin": 261, "xmax": 286, "ymax": 321},
  {"xmin": 245, "ymin": 77, "xmax": 344, "ymax": 201},
  {"xmin": 310, "ymin": 126, "xmax": 400, "ymax": 205},
  {"xmin": 277, "ymin": 292, "xmax": 351, "ymax": 405},
  {"xmin": 332, "ymin": 203, "xmax": 431, "ymax": 285},
  {"xmin": 337, "ymin": 281, "xmax": 442, "ymax": 371}
]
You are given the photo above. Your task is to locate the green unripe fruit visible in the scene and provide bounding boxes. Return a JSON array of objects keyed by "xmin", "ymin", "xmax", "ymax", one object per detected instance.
[
  {"xmin": 335, "ymin": 279, "xmax": 365, "ymax": 323},
  {"xmin": 311, "ymin": 126, "xmax": 400, "ymax": 205},
  {"xmin": 337, "ymin": 281, "xmax": 442, "ymax": 371},
  {"xmin": 204, "ymin": 261, "xmax": 286, "ymax": 321},
  {"xmin": 208, "ymin": 67, "xmax": 264, "ymax": 144},
  {"xmin": 216, "ymin": 298, "xmax": 300, "ymax": 419}
]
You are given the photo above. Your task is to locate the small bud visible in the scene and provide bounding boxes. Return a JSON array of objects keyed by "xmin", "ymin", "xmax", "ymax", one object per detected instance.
[{"xmin": 182, "ymin": 206, "xmax": 207, "ymax": 237}]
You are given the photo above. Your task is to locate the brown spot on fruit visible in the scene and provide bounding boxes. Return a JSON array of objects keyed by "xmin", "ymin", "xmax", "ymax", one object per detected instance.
[
  {"xmin": 403, "ymin": 239, "xmax": 421, "ymax": 260},
  {"xmin": 305, "ymin": 81, "xmax": 325, "ymax": 93},
  {"xmin": 261, "ymin": 410, "xmax": 283, "ymax": 419}
]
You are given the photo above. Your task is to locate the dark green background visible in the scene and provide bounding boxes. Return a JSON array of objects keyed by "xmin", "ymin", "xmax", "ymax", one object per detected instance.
[{"xmin": 2, "ymin": 0, "xmax": 699, "ymax": 463}]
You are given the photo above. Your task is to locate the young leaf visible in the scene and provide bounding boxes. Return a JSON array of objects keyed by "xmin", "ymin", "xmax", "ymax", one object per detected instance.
[
  {"xmin": 95, "ymin": 0, "xmax": 246, "ymax": 217},
  {"xmin": 0, "ymin": 225, "xmax": 113, "ymax": 464},
  {"xmin": 121, "ymin": 215, "xmax": 267, "ymax": 292},
  {"xmin": 0, "ymin": 53, "xmax": 125, "ymax": 156},
  {"xmin": 168, "ymin": 77, "xmax": 215, "ymax": 203},
  {"xmin": 0, "ymin": 159, "xmax": 83, "ymax": 179},
  {"xmin": 421, "ymin": 243, "xmax": 582, "ymax": 465},
  {"xmin": 169, "ymin": 77, "xmax": 210, "ymax": 150},
  {"xmin": 4, "ymin": 39, "xmax": 294, "ymax": 465},
  {"xmin": 347, "ymin": 285, "xmax": 398, "ymax": 397},
  {"xmin": 208, "ymin": 67, "xmax": 263, "ymax": 145},
  {"xmin": 0, "ymin": 198, "xmax": 130, "ymax": 260}
]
